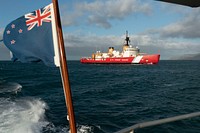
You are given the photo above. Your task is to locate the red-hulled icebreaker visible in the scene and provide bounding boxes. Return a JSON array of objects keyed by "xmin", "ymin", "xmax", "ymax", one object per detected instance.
[{"xmin": 80, "ymin": 31, "xmax": 160, "ymax": 64}]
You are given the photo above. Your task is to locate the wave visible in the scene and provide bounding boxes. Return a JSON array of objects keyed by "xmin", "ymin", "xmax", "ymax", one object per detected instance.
[{"xmin": 0, "ymin": 81, "xmax": 22, "ymax": 94}]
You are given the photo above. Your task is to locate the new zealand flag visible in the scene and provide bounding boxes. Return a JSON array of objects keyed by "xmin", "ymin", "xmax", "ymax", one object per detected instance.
[{"xmin": 3, "ymin": 3, "xmax": 60, "ymax": 67}]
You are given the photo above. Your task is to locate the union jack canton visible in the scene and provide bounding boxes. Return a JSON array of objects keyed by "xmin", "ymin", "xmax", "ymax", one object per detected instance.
[{"xmin": 25, "ymin": 5, "xmax": 52, "ymax": 31}]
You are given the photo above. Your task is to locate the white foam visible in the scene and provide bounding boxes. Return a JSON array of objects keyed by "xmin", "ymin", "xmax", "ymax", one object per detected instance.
[
  {"xmin": 77, "ymin": 125, "xmax": 94, "ymax": 133},
  {"xmin": 0, "ymin": 98, "xmax": 49, "ymax": 133},
  {"xmin": 42, "ymin": 123, "xmax": 94, "ymax": 133}
]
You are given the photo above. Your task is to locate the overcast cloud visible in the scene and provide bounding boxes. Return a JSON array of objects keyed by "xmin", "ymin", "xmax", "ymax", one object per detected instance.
[
  {"xmin": 0, "ymin": 28, "xmax": 3, "ymax": 40},
  {"xmin": 0, "ymin": 28, "xmax": 10, "ymax": 60},
  {"xmin": 63, "ymin": 32, "xmax": 200, "ymax": 60}
]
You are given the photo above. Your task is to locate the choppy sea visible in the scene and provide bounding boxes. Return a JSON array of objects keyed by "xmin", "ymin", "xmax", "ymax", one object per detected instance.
[{"xmin": 0, "ymin": 60, "xmax": 200, "ymax": 133}]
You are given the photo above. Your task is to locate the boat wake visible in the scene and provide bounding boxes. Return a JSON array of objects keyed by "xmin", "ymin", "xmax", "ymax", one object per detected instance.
[
  {"xmin": 0, "ymin": 81, "xmax": 94, "ymax": 133},
  {"xmin": 77, "ymin": 125, "xmax": 94, "ymax": 133},
  {"xmin": 43, "ymin": 124, "xmax": 94, "ymax": 133},
  {"xmin": 0, "ymin": 97, "xmax": 49, "ymax": 133}
]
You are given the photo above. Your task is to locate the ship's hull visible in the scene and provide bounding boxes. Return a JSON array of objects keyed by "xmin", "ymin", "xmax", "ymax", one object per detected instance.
[{"xmin": 80, "ymin": 54, "xmax": 160, "ymax": 64}]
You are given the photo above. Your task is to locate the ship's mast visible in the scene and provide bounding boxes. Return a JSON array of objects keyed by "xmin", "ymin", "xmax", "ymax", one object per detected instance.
[
  {"xmin": 122, "ymin": 31, "xmax": 131, "ymax": 52},
  {"xmin": 125, "ymin": 30, "xmax": 130, "ymax": 46}
]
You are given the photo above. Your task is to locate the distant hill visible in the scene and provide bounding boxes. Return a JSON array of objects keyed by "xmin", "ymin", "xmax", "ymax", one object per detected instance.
[{"xmin": 170, "ymin": 53, "xmax": 200, "ymax": 60}]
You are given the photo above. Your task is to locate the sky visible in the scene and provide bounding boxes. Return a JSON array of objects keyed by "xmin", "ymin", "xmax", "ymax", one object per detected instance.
[{"xmin": 0, "ymin": 0, "xmax": 200, "ymax": 60}]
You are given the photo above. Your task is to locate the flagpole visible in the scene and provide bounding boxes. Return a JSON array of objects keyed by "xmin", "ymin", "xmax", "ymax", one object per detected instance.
[{"xmin": 52, "ymin": 0, "xmax": 77, "ymax": 133}]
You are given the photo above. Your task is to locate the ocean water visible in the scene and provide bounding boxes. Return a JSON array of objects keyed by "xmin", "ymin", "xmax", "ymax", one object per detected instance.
[{"xmin": 0, "ymin": 60, "xmax": 200, "ymax": 133}]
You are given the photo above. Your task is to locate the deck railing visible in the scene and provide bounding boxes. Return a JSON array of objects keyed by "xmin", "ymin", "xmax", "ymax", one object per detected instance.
[{"xmin": 114, "ymin": 111, "xmax": 200, "ymax": 133}]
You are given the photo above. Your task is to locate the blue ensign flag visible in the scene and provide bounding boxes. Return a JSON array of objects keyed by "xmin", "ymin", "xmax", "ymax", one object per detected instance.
[{"xmin": 3, "ymin": 3, "xmax": 60, "ymax": 67}]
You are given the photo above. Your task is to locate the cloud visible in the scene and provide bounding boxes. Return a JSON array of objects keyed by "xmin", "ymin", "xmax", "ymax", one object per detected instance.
[
  {"xmin": 63, "ymin": 32, "xmax": 129, "ymax": 59},
  {"xmin": 147, "ymin": 8, "xmax": 200, "ymax": 39},
  {"xmin": 61, "ymin": 9, "xmax": 82, "ymax": 27},
  {"xmin": 0, "ymin": 28, "xmax": 3, "ymax": 40},
  {"xmin": 63, "ymin": 33, "xmax": 123, "ymax": 48},
  {"xmin": 87, "ymin": 15, "xmax": 111, "ymax": 29},
  {"xmin": 0, "ymin": 28, "xmax": 10, "ymax": 60},
  {"xmin": 61, "ymin": 0, "xmax": 152, "ymax": 28}
]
